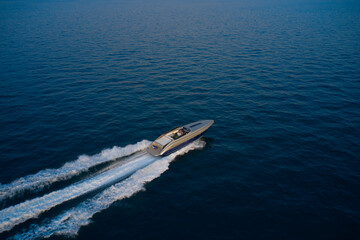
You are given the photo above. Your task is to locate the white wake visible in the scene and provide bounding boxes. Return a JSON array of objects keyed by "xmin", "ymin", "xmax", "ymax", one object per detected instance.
[
  {"xmin": 1, "ymin": 139, "xmax": 206, "ymax": 238},
  {"xmin": 0, "ymin": 140, "xmax": 151, "ymax": 202},
  {"xmin": 0, "ymin": 152, "xmax": 156, "ymax": 233}
]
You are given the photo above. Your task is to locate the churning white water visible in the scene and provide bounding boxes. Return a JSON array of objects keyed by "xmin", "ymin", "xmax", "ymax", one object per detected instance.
[{"xmin": 1, "ymin": 140, "xmax": 206, "ymax": 238}]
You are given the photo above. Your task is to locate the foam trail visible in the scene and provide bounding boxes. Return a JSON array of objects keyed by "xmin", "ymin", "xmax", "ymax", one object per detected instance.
[
  {"xmin": 0, "ymin": 140, "xmax": 151, "ymax": 202},
  {"xmin": 0, "ymin": 152, "xmax": 157, "ymax": 233},
  {"xmin": 10, "ymin": 140, "xmax": 206, "ymax": 240}
]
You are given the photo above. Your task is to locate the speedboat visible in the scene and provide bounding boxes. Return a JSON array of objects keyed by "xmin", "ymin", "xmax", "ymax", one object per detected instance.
[{"xmin": 147, "ymin": 120, "xmax": 214, "ymax": 157}]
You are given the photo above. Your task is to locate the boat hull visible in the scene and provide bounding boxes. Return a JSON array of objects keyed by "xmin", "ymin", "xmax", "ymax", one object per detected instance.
[
  {"xmin": 161, "ymin": 129, "xmax": 207, "ymax": 156},
  {"xmin": 147, "ymin": 120, "xmax": 214, "ymax": 157}
]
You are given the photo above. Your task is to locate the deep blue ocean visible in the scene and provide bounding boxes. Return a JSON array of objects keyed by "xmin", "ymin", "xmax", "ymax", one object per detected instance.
[{"xmin": 1, "ymin": 0, "xmax": 360, "ymax": 239}]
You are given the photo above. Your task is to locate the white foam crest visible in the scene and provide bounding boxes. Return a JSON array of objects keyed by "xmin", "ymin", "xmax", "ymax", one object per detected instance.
[
  {"xmin": 10, "ymin": 140, "xmax": 206, "ymax": 239},
  {"xmin": 0, "ymin": 140, "xmax": 151, "ymax": 202},
  {"xmin": 0, "ymin": 152, "xmax": 158, "ymax": 233}
]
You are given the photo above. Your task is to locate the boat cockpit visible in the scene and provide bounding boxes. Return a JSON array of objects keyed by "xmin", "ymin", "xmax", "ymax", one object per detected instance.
[{"xmin": 170, "ymin": 127, "xmax": 190, "ymax": 140}]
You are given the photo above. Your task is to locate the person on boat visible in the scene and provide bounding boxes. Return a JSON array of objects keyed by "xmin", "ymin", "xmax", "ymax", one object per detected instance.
[{"xmin": 178, "ymin": 128, "xmax": 184, "ymax": 137}]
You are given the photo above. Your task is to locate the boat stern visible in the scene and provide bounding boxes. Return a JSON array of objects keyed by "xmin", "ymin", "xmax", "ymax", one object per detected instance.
[{"xmin": 147, "ymin": 142, "xmax": 163, "ymax": 156}]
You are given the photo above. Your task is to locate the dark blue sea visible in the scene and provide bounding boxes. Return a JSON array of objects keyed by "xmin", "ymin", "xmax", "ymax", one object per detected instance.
[{"xmin": 0, "ymin": 0, "xmax": 359, "ymax": 239}]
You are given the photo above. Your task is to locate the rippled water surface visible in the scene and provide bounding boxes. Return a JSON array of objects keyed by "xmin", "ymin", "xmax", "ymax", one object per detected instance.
[{"xmin": 1, "ymin": 0, "xmax": 359, "ymax": 239}]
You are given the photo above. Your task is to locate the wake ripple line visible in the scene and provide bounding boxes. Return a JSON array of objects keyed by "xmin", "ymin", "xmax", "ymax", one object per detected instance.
[
  {"xmin": 0, "ymin": 153, "xmax": 157, "ymax": 233},
  {"xmin": 10, "ymin": 140, "xmax": 206, "ymax": 239},
  {"xmin": 0, "ymin": 140, "xmax": 151, "ymax": 202}
]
